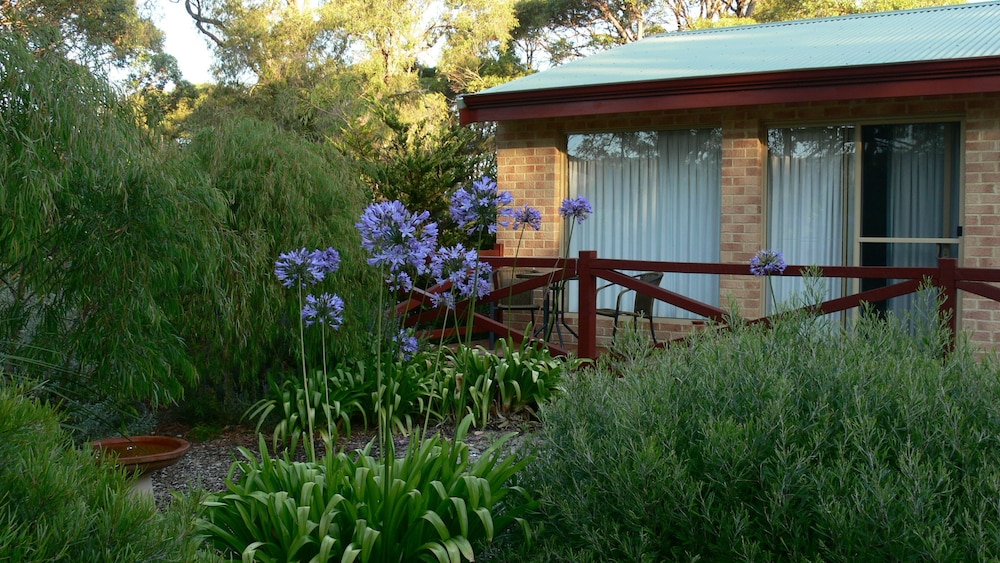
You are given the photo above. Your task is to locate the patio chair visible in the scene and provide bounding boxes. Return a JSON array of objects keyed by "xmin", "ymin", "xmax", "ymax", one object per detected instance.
[
  {"xmin": 596, "ymin": 271, "xmax": 664, "ymax": 343},
  {"xmin": 493, "ymin": 267, "xmax": 541, "ymax": 330}
]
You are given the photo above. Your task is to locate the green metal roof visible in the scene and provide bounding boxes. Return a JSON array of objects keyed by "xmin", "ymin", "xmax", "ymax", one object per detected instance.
[{"xmin": 477, "ymin": 1, "xmax": 1000, "ymax": 96}]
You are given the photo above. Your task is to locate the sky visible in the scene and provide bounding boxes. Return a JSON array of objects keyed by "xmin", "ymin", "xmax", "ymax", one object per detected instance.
[{"xmin": 152, "ymin": 0, "xmax": 215, "ymax": 84}]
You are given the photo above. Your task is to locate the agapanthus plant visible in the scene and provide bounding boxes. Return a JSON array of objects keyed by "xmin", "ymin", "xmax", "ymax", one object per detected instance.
[
  {"xmin": 394, "ymin": 328, "xmax": 420, "ymax": 361},
  {"xmin": 751, "ymin": 249, "xmax": 787, "ymax": 276},
  {"xmin": 512, "ymin": 205, "xmax": 543, "ymax": 232},
  {"xmin": 275, "ymin": 248, "xmax": 327, "ymax": 288},
  {"xmin": 357, "ymin": 200, "xmax": 438, "ymax": 291},
  {"xmin": 503, "ymin": 205, "xmax": 543, "ymax": 333},
  {"xmin": 450, "ymin": 176, "xmax": 515, "ymax": 239},
  {"xmin": 559, "ymin": 195, "xmax": 592, "ymax": 257},
  {"xmin": 545, "ymin": 196, "xmax": 593, "ymax": 342},
  {"xmin": 273, "ymin": 247, "xmax": 343, "ymax": 462},
  {"xmin": 302, "ymin": 293, "xmax": 345, "ymax": 328},
  {"xmin": 559, "ymin": 195, "xmax": 593, "ymax": 225},
  {"xmin": 357, "ymin": 200, "xmax": 441, "ymax": 472}
]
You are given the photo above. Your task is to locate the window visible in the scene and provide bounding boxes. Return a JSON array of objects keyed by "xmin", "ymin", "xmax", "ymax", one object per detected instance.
[
  {"xmin": 566, "ymin": 128, "xmax": 723, "ymax": 318},
  {"xmin": 767, "ymin": 122, "xmax": 961, "ymax": 314}
]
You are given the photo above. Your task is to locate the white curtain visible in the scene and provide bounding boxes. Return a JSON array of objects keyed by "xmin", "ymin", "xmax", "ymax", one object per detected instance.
[
  {"xmin": 884, "ymin": 124, "xmax": 948, "ymax": 314},
  {"xmin": 767, "ymin": 127, "xmax": 853, "ymax": 309},
  {"xmin": 767, "ymin": 124, "xmax": 954, "ymax": 316},
  {"xmin": 566, "ymin": 128, "xmax": 722, "ymax": 318}
]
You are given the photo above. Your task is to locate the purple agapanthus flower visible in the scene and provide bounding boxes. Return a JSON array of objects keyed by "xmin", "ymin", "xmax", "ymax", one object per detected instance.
[
  {"xmin": 275, "ymin": 248, "xmax": 326, "ymax": 288},
  {"xmin": 450, "ymin": 177, "xmax": 515, "ymax": 236},
  {"xmin": 511, "ymin": 205, "xmax": 543, "ymax": 232},
  {"xmin": 394, "ymin": 328, "xmax": 419, "ymax": 360},
  {"xmin": 357, "ymin": 200, "xmax": 438, "ymax": 291},
  {"xmin": 302, "ymin": 292, "xmax": 345, "ymax": 328},
  {"xmin": 750, "ymin": 249, "xmax": 787, "ymax": 276},
  {"xmin": 429, "ymin": 244, "xmax": 493, "ymax": 309},
  {"xmin": 312, "ymin": 247, "xmax": 341, "ymax": 274},
  {"xmin": 559, "ymin": 196, "xmax": 593, "ymax": 224}
]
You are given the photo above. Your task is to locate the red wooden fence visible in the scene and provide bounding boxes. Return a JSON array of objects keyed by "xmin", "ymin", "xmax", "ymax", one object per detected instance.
[{"xmin": 400, "ymin": 249, "xmax": 1000, "ymax": 360}]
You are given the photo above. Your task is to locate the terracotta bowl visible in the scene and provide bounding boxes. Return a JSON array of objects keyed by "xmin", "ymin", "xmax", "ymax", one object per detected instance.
[{"xmin": 91, "ymin": 436, "xmax": 191, "ymax": 475}]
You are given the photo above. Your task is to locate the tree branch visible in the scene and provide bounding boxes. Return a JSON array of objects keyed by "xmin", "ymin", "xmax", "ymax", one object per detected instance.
[{"xmin": 183, "ymin": 0, "xmax": 227, "ymax": 48}]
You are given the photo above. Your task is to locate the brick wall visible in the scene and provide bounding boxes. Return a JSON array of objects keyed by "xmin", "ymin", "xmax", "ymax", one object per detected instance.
[
  {"xmin": 493, "ymin": 93, "xmax": 1000, "ymax": 350},
  {"xmin": 961, "ymin": 95, "xmax": 1000, "ymax": 347}
]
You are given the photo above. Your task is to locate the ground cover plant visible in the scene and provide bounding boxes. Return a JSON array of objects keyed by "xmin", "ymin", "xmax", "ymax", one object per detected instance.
[{"xmin": 488, "ymin": 305, "xmax": 1000, "ymax": 561}]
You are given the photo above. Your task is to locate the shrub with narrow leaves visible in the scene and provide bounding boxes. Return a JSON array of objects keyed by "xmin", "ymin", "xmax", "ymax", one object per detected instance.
[
  {"xmin": 488, "ymin": 306, "xmax": 1000, "ymax": 562},
  {"xmin": 0, "ymin": 385, "xmax": 213, "ymax": 562}
]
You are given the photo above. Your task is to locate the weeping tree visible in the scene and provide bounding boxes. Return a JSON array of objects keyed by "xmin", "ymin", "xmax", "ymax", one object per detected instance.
[
  {"xmin": 0, "ymin": 34, "xmax": 228, "ymax": 405},
  {"xmin": 182, "ymin": 116, "xmax": 382, "ymax": 391},
  {"xmin": 1, "ymin": 33, "xmax": 382, "ymax": 411}
]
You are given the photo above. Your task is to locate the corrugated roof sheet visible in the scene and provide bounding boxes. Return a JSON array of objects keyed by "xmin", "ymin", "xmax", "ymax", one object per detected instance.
[{"xmin": 478, "ymin": 1, "xmax": 1000, "ymax": 95}]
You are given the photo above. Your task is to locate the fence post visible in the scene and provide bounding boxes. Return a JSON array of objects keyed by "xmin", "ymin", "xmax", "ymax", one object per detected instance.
[
  {"xmin": 938, "ymin": 257, "xmax": 958, "ymax": 352},
  {"xmin": 577, "ymin": 250, "xmax": 598, "ymax": 360}
]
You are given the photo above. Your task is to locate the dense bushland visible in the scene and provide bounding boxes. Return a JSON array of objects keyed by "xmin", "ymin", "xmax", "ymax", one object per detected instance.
[
  {"xmin": 489, "ymin": 309, "xmax": 1000, "ymax": 561},
  {"xmin": 1, "ymin": 34, "xmax": 380, "ymax": 415}
]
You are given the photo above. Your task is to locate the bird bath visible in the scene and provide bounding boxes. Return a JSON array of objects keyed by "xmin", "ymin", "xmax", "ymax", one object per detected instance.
[{"xmin": 92, "ymin": 436, "xmax": 191, "ymax": 495}]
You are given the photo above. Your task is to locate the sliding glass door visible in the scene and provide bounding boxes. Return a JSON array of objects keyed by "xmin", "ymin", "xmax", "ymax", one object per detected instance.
[{"xmin": 767, "ymin": 121, "xmax": 961, "ymax": 314}]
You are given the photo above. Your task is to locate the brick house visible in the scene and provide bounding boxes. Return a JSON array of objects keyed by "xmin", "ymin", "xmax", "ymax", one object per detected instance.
[{"xmin": 459, "ymin": 1, "xmax": 1000, "ymax": 349}]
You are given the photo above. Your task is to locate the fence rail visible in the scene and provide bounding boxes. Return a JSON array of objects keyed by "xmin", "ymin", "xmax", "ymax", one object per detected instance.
[{"xmin": 401, "ymin": 249, "xmax": 1000, "ymax": 359}]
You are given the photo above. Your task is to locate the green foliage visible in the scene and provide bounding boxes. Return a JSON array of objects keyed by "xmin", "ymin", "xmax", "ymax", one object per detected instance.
[
  {"xmin": 492, "ymin": 337, "xmax": 569, "ymax": 415},
  {"xmin": 248, "ymin": 362, "xmax": 374, "ymax": 456},
  {"xmin": 437, "ymin": 345, "xmax": 497, "ymax": 428},
  {"xmin": 0, "ymin": 384, "xmax": 212, "ymax": 562},
  {"xmin": 0, "ymin": 34, "xmax": 225, "ymax": 405},
  {"xmin": 437, "ymin": 339, "xmax": 575, "ymax": 427},
  {"xmin": 490, "ymin": 309, "xmax": 1000, "ymax": 561},
  {"xmin": 181, "ymin": 116, "xmax": 382, "ymax": 390},
  {"xmin": 378, "ymin": 355, "xmax": 441, "ymax": 435},
  {"xmin": 200, "ymin": 416, "xmax": 535, "ymax": 562},
  {"xmin": 754, "ymin": 0, "xmax": 963, "ymax": 23},
  {"xmin": 3, "ymin": 0, "xmax": 164, "ymax": 65},
  {"xmin": 339, "ymin": 105, "xmax": 495, "ymax": 248}
]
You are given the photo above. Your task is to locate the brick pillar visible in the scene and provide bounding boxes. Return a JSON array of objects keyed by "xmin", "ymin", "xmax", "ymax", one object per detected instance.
[
  {"xmin": 496, "ymin": 120, "xmax": 565, "ymax": 259},
  {"xmin": 719, "ymin": 116, "xmax": 765, "ymax": 317}
]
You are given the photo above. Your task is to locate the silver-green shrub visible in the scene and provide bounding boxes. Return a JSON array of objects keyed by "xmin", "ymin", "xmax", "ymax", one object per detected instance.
[{"xmin": 495, "ymin": 306, "xmax": 1000, "ymax": 561}]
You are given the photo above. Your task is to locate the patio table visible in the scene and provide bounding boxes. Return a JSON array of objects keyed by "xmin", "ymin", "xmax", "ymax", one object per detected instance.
[{"xmin": 515, "ymin": 267, "xmax": 578, "ymax": 346}]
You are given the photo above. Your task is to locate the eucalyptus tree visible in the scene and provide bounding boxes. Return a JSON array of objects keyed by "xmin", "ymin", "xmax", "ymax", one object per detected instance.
[
  {"xmin": 0, "ymin": 0, "xmax": 169, "ymax": 74},
  {"xmin": 751, "ymin": 0, "xmax": 962, "ymax": 23},
  {"xmin": 180, "ymin": 0, "xmax": 516, "ymax": 124},
  {"xmin": 511, "ymin": 0, "xmax": 961, "ymax": 67}
]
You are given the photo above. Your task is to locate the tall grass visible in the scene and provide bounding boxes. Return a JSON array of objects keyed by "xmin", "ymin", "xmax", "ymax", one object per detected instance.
[{"xmin": 492, "ymin": 306, "xmax": 1000, "ymax": 561}]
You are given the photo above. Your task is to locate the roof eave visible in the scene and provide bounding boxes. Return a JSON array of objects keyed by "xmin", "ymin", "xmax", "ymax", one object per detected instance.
[{"xmin": 459, "ymin": 57, "xmax": 1000, "ymax": 125}]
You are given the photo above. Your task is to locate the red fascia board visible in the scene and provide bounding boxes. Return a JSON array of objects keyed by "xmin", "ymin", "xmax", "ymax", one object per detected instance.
[{"xmin": 459, "ymin": 57, "xmax": 1000, "ymax": 124}]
